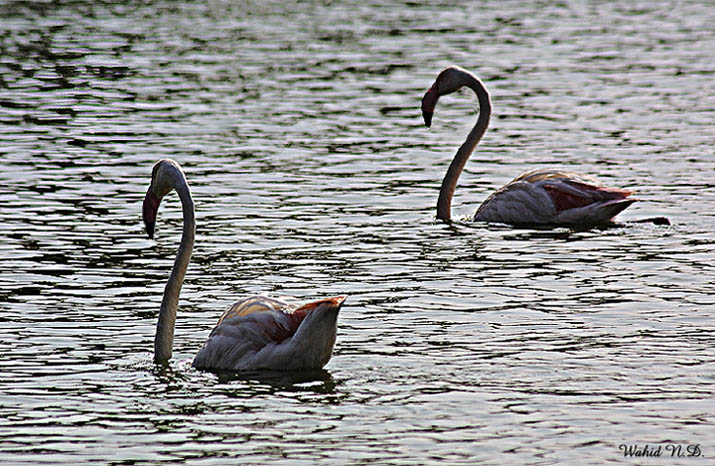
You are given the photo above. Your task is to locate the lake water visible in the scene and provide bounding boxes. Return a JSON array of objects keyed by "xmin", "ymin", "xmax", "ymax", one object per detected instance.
[{"xmin": 1, "ymin": 0, "xmax": 714, "ymax": 464}]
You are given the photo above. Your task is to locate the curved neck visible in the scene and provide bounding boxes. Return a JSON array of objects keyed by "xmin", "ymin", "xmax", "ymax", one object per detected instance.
[
  {"xmin": 154, "ymin": 179, "xmax": 195, "ymax": 363},
  {"xmin": 437, "ymin": 75, "xmax": 491, "ymax": 221}
]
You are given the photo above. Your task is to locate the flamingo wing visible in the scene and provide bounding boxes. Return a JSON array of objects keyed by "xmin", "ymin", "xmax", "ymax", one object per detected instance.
[
  {"xmin": 215, "ymin": 296, "xmax": 296, "ymax": 325},
  {"xmin": 544, "ymin": 179, "xmax": 632, "ymax": 213},
  {"xmin": 193, "ymin": 296, "xmax": 304, "ymax": 371}
]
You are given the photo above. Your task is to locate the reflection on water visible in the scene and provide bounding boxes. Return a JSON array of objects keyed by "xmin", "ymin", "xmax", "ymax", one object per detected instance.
[{"xmin": 1, "ymin": 0, "xmax": 714, "ymax": 464}]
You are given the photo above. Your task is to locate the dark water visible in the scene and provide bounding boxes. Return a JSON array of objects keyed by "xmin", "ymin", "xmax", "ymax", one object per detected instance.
[{"xmin": 1, "ymin": 1, "xmax": 714, "ymax": 464}]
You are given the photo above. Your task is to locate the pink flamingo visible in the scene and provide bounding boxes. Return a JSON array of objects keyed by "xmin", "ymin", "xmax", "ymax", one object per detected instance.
[
  {"xmin": 143, "ymin": 159, "xmax": 345, "ymax": 371},
  {"xmin": 422, "ymin": 66, "xmax": 665, "ymax": 226}
]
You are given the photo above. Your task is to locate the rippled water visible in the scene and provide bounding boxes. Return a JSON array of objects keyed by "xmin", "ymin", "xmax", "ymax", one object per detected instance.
[{"xmin": 1, "ymin": 1, "xmax": 714, "ymax": 464}]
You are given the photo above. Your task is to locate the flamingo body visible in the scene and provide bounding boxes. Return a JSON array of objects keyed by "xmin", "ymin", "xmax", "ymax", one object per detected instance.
[
  {"xmin": 193, "ymin": 296, "xmax": 343, "ymax": 371},
  {"xmin": 474, "ymin": 168, "xmax": 636, "ymax": 225},
  {"xmin": 142, "ymin": 159, "xmax": 345, "ymax": 371},
  {"xmin": 422, "ymin": 66, "xmax": 647, "ymax": 226}
]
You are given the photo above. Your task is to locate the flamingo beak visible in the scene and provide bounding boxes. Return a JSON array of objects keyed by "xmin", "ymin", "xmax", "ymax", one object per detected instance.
[
  {"xmin": 143, "ymin": 187, "xmax": 161, "ymax": 239},
  {"xmin": 421, "ymin": 85, "xmax": 438, "ymax": 128}
]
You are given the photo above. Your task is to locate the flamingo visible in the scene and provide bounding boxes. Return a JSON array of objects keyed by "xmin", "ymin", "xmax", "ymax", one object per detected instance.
[
  {"xmin": 142, "ymin": 159, "xmax": 346, "ymax": 371},
  {"xmin": 421, "ymin": 66, "xmax": 665, "ymax": 226}
]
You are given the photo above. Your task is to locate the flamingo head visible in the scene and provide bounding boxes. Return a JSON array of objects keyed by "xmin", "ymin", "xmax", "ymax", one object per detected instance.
[
  {"xmin": 143, "ymin": 159, "xmax": 185, "ymax": 239},
  {"xmin": 421, "ymin": 66, "xmax": 473, "ymax": 128}
]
